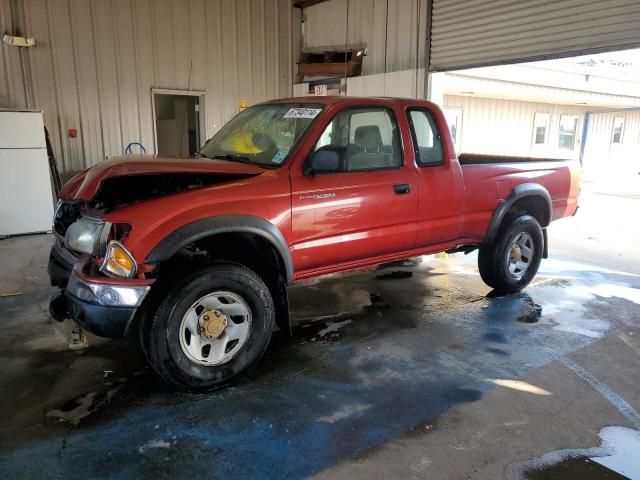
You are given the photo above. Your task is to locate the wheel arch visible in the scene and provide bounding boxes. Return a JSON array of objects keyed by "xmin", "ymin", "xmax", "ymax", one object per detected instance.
[
  {"xmin": 145, "ymin": 215, "xmax": 293, "ymax": 284},
  {"xmin": 144, "ymin": 215, "xmax": 293, "ymax": 335},
  {"xmin": 483, "ymin": 183, "xmax": 552, "ymax": 246}
]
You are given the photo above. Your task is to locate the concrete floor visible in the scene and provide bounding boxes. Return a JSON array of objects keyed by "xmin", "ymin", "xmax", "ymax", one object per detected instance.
[
  {"xmin": 548, "ymin": 185, "xmax": 640, "ymax": 275},
  {"xmin": 1, "ymin": 191, "xmax": 640, "ymax": 479}
]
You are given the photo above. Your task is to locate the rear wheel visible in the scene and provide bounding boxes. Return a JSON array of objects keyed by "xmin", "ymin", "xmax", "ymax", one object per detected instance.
[
  {"xmin": 478, "ymin": 215, "xmax": 543, "ymax": 294},
  {"xmin": 142, "ymin": 262, "xmax": 274, "ymax": 390}
]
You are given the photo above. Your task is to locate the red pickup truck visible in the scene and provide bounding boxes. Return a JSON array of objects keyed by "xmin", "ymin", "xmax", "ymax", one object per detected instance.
[{"xmin": 48, "ymin": 96, "xmax": 580, "ymax": 390}]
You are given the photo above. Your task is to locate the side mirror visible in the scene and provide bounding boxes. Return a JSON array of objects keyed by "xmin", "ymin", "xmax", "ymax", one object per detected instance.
[{"xmin": 304, "ymin": 145, "xmax": 347, "ymax": 176}]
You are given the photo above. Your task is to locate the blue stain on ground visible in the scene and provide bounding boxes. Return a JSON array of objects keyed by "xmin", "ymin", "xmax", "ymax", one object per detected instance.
[
  {"xmin": 0, "ymin": 379, "xmax": 485, "ymax": 479},
  {"xmin": 2, "ymin": 262, "xmax": 640, "ymax": 479}
]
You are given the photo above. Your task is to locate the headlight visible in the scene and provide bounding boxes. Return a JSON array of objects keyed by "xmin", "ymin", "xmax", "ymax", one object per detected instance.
[
  {"xmin": 67, "ymin": 273, "xmax": 149, "ymax": 307},
  {"xmin": 100, "ymin": 241, "xmax": 137, "ymax": 278},
  {"xmin": 65, "ymin": 218, "xmax": 111, "ymax": 256}
]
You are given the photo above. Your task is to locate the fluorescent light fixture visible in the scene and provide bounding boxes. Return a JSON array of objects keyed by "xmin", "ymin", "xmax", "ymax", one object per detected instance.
[{"xmin": 2, "ymin": 34, "xmax": 36, "ymax": 47}]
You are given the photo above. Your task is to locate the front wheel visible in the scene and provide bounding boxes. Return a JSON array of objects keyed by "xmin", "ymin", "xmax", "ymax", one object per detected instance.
[
  {"xmin": 478, "ymin": 215, "xmax": 543, "ymax": 294},
  {"xmin": 141, "ymin": 263, "xmax": 274, "ymax": 390}
]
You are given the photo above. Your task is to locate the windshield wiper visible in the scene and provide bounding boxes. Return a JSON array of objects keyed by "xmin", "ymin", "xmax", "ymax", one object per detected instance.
[
  {"xmin": 199, "ymin": 152, "xmax": 272, "ymax": 168},
  {"xmin": 211, "ymin": 154, "xmax": 253, "ymax": 164}
]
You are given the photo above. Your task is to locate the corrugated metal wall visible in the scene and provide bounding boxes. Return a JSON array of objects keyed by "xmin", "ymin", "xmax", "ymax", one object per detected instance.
[
  {"xmin": 346, "ymin": 68, "xmax": 425, "ymax": 98},
  {"xmin": 0, "ymin": 0, "xmax": 298, "ymax": 172},
  {"xmin": 444, "ymin": 95, "xmax": 588, "ymax": 160},
  {"xmin": 0, "ymin": 2, "xmax": 22, "ymax": 107},
  {"xmin": 431, "ymin": 0, "xmax": 640, "ymax": 71},
  {"xmin": 302, "ymin": 0, "xmax": 427, "ymax": 76}
]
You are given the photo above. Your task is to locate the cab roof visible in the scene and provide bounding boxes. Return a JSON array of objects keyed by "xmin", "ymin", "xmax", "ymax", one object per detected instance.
[{"xmin": 261, "ymin": 95, "xmax": 437, "ymax": 109}]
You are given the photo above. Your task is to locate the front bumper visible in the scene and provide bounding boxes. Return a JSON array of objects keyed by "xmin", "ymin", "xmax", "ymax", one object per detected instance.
[
  {"xmin": 65, "ymin": 291, "xmax": 138, "ymax": 338},
  {"xmin": 48, "ymin": 240, "xmax": 77, "ymax": 288},
  {"xmin": 47, "ymin": 244, "xmax": 153, "ymax": 339}
]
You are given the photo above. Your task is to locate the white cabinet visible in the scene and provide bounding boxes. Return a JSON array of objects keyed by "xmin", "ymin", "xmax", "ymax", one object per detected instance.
[{"xmin": 0, "ymin": 110, "xmax": 55, "ymax": 236}]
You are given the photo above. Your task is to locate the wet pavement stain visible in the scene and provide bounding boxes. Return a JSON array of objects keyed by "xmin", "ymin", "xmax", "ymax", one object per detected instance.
[
  {"xmin": 483, "ymin": 328, "xmax": 509, "ymax": 343},
  {"xmin": 485, "ymin": 346, "xmax": 510, "ymax": 356},
  {"xmin": 524, "ymin": 457, "xmax": 627, "ymax": 479},
  {"xmin": 511, "ymin": 426, "xmax": 640, "ymax": 480},
  {"xmin": 2, "ymin": 256, "xmax": 640, "ymax": 478}
]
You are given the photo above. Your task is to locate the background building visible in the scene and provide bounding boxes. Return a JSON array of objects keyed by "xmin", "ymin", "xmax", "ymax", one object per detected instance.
[{"xmin": 441, "ymin": 57, "xmax": 640, "ymax": 181}]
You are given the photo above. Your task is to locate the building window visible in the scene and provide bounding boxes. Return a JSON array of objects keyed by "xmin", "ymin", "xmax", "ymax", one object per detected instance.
[
  {"xmin": 443, "ymin": 108, "xmax": 462, "ymax": 149},
  {"xmin": 612, "ymin": 117, "xmax": 624, "ymax": 144},
  {"xmin": 532, "ymin": 113, "xmax": 550, "ymax": 146},
  {"xmin": 558, "ymin": 115, "xmax": 578, "ymax": 150}
]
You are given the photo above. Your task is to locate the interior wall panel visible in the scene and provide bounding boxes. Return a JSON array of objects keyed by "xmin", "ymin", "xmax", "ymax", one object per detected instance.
[
  {"xmin": 91, "ymin": 0, "xmax": 123, "ymax": 163},
  {"xmin": 114, "ymin": 0, "xmax": 142, "ymax": 156},
  {"xmin": 70, "ymin": 0, "xmax": 104, "ymax": 168},
  {"xmin": 48, "ymin": 0, "xmax": 83, "ymax": 171},
  {"xmin": 302, "ymin": 0, "xmax": 427, "ymax": 76},
  {"xmin": 132, "ymin": 0, "xmax": 157, "ymax": 154},
  {"xmin": 1, "ymin": 0, "xmax": 296, "ymax": 172},
  {"xmin": 0, "ymin": 0, "xmax": 27, "ymax": 108},
  {"xmin": 22, "ymin": 0, "xmax": 64, "ymax": 168}
]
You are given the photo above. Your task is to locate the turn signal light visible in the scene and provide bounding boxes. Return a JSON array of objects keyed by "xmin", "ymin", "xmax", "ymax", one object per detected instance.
[{"xmin": 101, "ymin": 241, "xmax": 137, "ymax": 278}]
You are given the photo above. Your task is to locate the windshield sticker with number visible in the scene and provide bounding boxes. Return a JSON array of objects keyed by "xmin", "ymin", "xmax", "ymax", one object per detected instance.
[
  {"xmin": 271, "ymin": 149, "xmax": 289, "ymax": 164},
  {"xmin": 283, "ymin": 108, "xmax": 322, "ymax": 119}
]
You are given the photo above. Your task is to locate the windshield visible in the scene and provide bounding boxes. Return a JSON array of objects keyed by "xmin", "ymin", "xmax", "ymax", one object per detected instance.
[{"xmin": 199, "ymin": 103, "xmax": 323, "ymax": 167}]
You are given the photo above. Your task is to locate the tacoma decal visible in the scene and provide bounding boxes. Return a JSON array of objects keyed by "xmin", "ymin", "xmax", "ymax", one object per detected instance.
[{"xmin": 299, "ymin": 193, "xmax": 336, "ymax": 201}]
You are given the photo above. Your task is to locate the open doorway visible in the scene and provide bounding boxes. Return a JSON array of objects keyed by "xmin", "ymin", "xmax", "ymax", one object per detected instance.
[{"xmin": 152, "ymin": 90, "xmax": 205, "ymax": 157}]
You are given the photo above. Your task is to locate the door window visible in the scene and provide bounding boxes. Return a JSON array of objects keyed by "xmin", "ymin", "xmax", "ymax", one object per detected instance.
[
  {"xmin": 314, "ymin": 107, "xmax": 402, "ymax": 172},
  {"xmin": 407, "ymin": 109, "xmax": 444, "ymax": 166}
]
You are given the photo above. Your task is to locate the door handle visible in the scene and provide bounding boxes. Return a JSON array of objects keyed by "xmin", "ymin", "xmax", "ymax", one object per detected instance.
[{"xmin": 394, "ymin": 183, "xmax": 411, "ymax": 195}]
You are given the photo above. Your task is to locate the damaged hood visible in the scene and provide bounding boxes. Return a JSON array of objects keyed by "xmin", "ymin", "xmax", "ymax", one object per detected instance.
[{"xmin": 60, "ymin": 155, "xmax": 265, "ymax": 202}]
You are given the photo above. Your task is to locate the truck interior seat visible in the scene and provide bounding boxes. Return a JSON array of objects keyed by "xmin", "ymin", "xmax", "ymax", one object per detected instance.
[
  {"xmin": 349, "ymin": 125, "xmax": 395, "ymax": 170},
  {"xmin": 354, "ymin": 125, "xmax": 383, "ymax": 152}
]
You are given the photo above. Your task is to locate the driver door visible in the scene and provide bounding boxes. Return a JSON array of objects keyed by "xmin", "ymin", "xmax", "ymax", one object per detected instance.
[{"xmin": 290, "ymin": 105, "xmax": 418, "ymax": 275}]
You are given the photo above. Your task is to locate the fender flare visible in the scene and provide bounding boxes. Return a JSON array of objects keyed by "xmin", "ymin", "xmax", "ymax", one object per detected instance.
[
  {"xmin": 145, "ymin": 215, "xmax": 293, "ymax": 284},
  {"xmin": 483, "ymin": 183, "xmax": 552, "ymax": 246}
]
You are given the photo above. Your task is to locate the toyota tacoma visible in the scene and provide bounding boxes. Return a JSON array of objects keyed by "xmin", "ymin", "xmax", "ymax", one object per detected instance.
[{"xmin": 48, "ymin": 96, "xmax": 581, "ymax": 390}]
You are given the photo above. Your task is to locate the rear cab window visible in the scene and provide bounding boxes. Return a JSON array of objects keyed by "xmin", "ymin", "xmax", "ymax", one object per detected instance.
[{"xmin": 407, "ymin": 109, "xmax": 444, "ymax": 167}]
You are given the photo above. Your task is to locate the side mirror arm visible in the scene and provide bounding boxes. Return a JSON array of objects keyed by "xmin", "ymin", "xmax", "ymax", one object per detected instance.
[{"xmin": 303, "ymin": 158, "xmax": 314, "ymax": 177}]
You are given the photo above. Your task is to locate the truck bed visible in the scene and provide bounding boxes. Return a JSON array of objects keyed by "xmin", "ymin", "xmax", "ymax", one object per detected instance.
[{"xmin": 458, "ymin": 156, "xmax": 581, "ymax": 242}]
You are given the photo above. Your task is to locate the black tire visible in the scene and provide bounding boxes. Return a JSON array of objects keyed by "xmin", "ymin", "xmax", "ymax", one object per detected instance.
[
  {"xmin": 141, "ymin": 262, "xmax": 274, "ymax": 391},
  {"xmin": 478, "ymin": 215, "xmax": 543, "ymax": 294}
]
